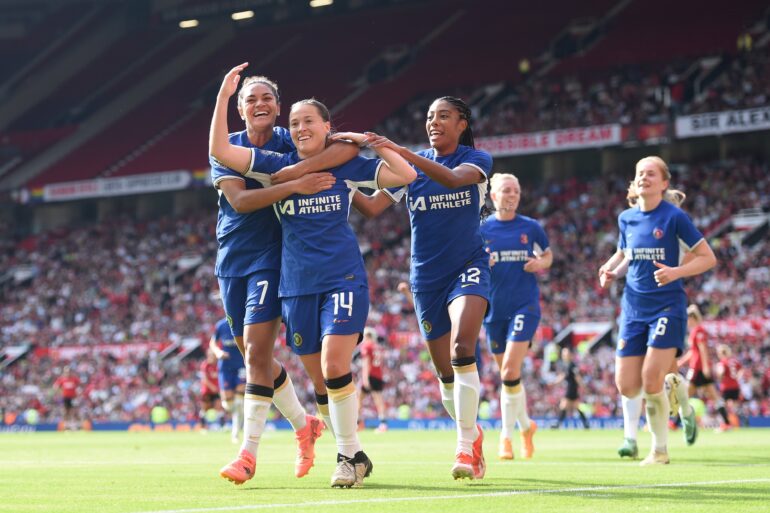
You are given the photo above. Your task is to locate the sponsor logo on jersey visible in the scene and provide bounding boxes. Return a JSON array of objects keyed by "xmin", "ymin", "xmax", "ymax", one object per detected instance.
[
  {"xmin": 279, "ymin": 195, "xmax": 343, "ymax": 216},
  {"xmin": 293, "ymin": 333, "xmax": 303, "ymax": 347},
  {"xmin": 520, "ymin": 233, "xmax": 528, "ymax": 245},
  {"xmin": 408, "ymin": 190, "xmax": 472, "ymax": 212},
  {"xmin": 653, "ymin": 227, "xmax": 664, "ymax": 239}
]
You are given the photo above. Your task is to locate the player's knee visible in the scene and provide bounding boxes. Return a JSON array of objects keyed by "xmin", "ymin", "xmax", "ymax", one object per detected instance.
[
  {"xmin": 323, "ymin": 361, "xmax": 350, "ymax": 380},
  {"xmin": 616, "ymin": 378, "xmax": 640, "ymax": 398},
  {"xmin": 451, "ymin": 340, "xmax": 475, "ymax": 360}
]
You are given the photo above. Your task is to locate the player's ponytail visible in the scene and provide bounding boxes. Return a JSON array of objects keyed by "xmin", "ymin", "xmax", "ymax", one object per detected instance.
[
  {"xmin": 627, "ymin": 156, "xmax": 686, "ymax": 207},
  {"xmin": 436, "ymin": 96, "xmax": 475, "ymax": 148}
]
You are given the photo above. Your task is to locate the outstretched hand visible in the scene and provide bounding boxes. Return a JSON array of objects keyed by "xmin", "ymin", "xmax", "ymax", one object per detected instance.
[
  {"xmin": 365, "ymin": 132, "xmax": 405, "ymax": 154},
  {"xmin": 219, "ymin": 62, "xmax": 248, "ymax": 99},
  {"xmin": 329, "ymin": 132, "xmax": 369, "ymax": 146}
]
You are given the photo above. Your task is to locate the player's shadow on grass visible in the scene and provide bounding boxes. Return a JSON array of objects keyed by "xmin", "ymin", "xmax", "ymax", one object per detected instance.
[{"xmin": 236, "ymin": 482, "xmax": 496, "ymax": 492}]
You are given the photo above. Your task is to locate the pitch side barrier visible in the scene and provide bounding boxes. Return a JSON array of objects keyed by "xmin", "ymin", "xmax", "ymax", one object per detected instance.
[{"xmin": 4, "ymin": 417, "xmax": 770, "ymax": 433}]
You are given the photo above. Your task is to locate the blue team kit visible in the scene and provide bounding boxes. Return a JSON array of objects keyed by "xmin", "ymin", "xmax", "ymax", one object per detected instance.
[
  {"xmin": 384, "ymin": 145, "xmax": 493, "ymax": 340},
  {"xmin": 616, "ymin": 200, "xmax": 705, "ymax": 356},
  {"xmin": 481, "ymin": 214, "xmax": 549, "ymax": 353}
]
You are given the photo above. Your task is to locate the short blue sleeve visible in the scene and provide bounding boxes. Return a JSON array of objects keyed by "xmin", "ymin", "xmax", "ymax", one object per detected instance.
[
  {"xmin": 210, "ymin": 159, "xmax": 244, "ymax": 189},
  {"xmin": 248, "ymin": 149, "xmax": 297, "ymax": 174},
  {"xmin": 675, "ymin": 210, "xmax": 704, "ymax": 250},
  {"xmin": 461, "ymin": 149, "xmax": 493, "ymax": 178},
  {"xmin": 617, "ymin": 216, "xmax": 627, "ymax": 251},
  {"xmin": 534, "ymin": 222, "xmax": 550, "ymax": 253},
  {"xmin": 334, "ymin": 156, "xmax": 382, "ymax": 188}
]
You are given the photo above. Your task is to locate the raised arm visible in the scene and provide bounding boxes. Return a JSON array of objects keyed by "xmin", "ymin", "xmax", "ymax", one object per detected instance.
[
  {"xmin": 346, "ymin": 134, "xmax": 482, "ymax": 189},
  {"xmin": 330, "ymin": 132, "xmax": 416, "ymax": 188},
  {"xmin": 209, "ymin": 63, "xmax": 253, "ymax": 173}
]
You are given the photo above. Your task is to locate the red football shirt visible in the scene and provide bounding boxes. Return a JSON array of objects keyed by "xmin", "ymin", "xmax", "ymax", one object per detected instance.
[
  {"xmin": 719, "ymin": 357, "xmax": 741, "ymax": 392},
  {"xmin": 360, "ymin": 339, "xmax": 384, "ymax": 380},
  {"xmin": 200, "ymin": 361, "xmax": 219, "ymax": 395},
  {"xmin": 54, "ymin": 375, "xmax": 80, "ymax": 399},
  {"xmin": 687, "ymin": 326, "xmax": 709, "ymax": 373}
]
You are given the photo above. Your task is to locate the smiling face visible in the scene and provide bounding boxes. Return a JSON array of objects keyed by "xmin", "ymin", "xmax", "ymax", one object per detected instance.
[
  {"xmin": 289, "ymin": 102, "xmax": 330, "ymax": 158},
  {"xmin": 237, "ymin": 82, "xmax": 280, "ymax": 132},
  {"xmin": 633, "ymin": 157, "xmax": 669, "ymax": 200},
  {"xmin": 425, "ymin": 99, "xmax": 467, "ymax": 152},
  {"xmin": 491, "ymin": 175, "xmax": 521, "ymax": 213}
]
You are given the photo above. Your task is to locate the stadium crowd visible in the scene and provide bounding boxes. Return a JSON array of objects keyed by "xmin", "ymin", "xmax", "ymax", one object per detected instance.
[
  {"xmin": 1, "ymin": 155, "xmax": 768, "ymax": 425},
  {"xmin": 377, "ymin": 46, "xmax": 769, "ymax": 144}
]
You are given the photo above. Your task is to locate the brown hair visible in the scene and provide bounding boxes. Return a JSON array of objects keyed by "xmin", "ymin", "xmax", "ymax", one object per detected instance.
[
  {"xmin": 238, "ymin": 75, "xmax": 280, "ymax": 104},
  {"xmin": 626, "ymin": 156, "xmax": 686, "ymax": 207},
  {"xmin": 290, "ymin": 98, "xmax": 331, "ymax": 123}
]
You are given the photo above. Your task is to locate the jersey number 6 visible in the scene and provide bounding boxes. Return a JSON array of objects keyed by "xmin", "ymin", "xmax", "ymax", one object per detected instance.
[{"xmin": 654, "ymin": 317, "xmax": 668, "ymax": 337}]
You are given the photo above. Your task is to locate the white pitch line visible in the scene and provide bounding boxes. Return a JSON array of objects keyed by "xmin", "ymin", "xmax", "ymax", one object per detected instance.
[{"xmin": 132, "ymin": 478, "xmax": 770, "ymax": 513}]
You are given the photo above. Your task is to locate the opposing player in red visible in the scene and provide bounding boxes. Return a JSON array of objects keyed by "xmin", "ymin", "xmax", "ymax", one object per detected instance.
[
  {"xmin": 678, "ymin": 305, "xmax": 731, "ymax": 428},
  {"xmin": 199, "ymin": 349, "xmax": 221, "ymax": 430},
  {"xmin": 716, "ymin": 344, "xmax": 742, "ymax": 429},
  {"xmin": 54, "ymin": 366, "xmax": 80, "ymax": 430},
  {"xmin": 358, "ymin": 327, "xmax": 388, "ymax": 432}
]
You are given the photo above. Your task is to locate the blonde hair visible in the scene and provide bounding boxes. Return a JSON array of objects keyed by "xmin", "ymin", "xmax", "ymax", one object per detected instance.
[
  {"xmin": 489, "ymin": 172, "xmax": 519, "ymax": 192},
  {"xmin": 627, "ymin": 156, "xmax": 686, "ymax": 207},
  {"xmin": 716, "ymin": 344, "xmax": 731, "ymax": 358},
  {"xmin": 686, "ymin": 304, "xmax": 703, "ymax": 322}
]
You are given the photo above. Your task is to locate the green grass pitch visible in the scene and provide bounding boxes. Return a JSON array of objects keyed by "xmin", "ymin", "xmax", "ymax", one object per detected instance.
[{"xmin": 2, "ymin": 427, "xmax": 769, "ymax": 513}]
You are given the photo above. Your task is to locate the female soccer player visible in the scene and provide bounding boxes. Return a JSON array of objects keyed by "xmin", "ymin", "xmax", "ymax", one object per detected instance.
[
  {"xmin": 210, "ymin": 65, "xmax": 417, "ymax": 487},
  {"xmin": 551, "ymin": 347, "xmax": 589, "ymax": 429},
  {"xmin": 209, "ymin": 317, "xmax": 247, "ymax": 444},
  {"xmin": 210, "ymin": 66, "xmax": 359, "ymax": 484},
  {"xmin": 716, "ymin": 344, "xmax": 742, "ymax": 428},
  {"xmin": 599, "ymin": 156, "xmax": 716, "ymax": 465},
  {"xmin": 678, "ymin": 305, "xmax": 731, "ymax": 428},
  {"xmin": 350, "ymin": 96, "xmax": 493, "ymax": 480},
  {"xmin": 480, "ymin": 172, "xmax": 551, "ymax": 460}
]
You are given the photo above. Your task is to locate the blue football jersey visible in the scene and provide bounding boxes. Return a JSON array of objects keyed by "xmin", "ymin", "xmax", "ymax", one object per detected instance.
[
  {"xmin": 214, "ymin": 318, "xmax": 244, "ymax": 370},
  {"xmin": 618, "ymin": 201, "xmax": 704, "ymax": 319},
  {"xmin": 247, "ymin": 150, "xmax": 383, "ymax": 296},
  {"xmin": 480, "ymin": 214, "xmax": 549, "ymax": 321},
  {"xmin": 384, "ymin": 145, "xmax": 492, "ymax": 292},
  {"xmin": 210, "ymin": 127, "xmax": 295, "ymax": 278}
]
